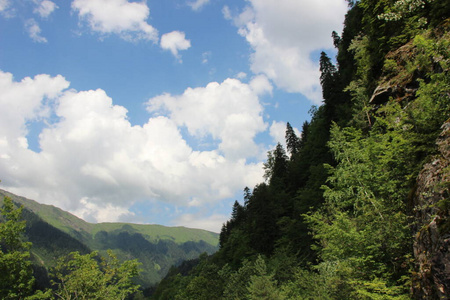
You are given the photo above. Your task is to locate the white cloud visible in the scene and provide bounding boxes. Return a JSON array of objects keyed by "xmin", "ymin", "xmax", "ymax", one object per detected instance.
[
  {"xmin": 72, "ymin": 0, "xmax": 158, "ymax": 42},
  {"xmin": 173, "ymin": 213, "xmax": 229, "ymax": 233},
  {"xmin": 249, "ymin": 74, "xmax": 272, "ymax": 96},
  {"xmin": 229, "ymin": 0, "xmax": 348, "ymax": 103},
  {"xmin": 0, "ymin": 0, "xmax": 9, "ymax": 12},
  {"xmin": 160, "ymin": 31, "xmax": 191, "ymax": 62},
  {"xmin": 0, "ymin": 71, "xmax": 69, "ymax": 143},
  {"xmin": 269, "ymin": 120, "xmax": 301, "ymax": 150},
  {"xmin": 0, "ymin": 70, "xmax": 265, "ymax": 227},
  {"xmin": 236, "ymin": 72, "xmax": 247, "ymax": 79},
  {"xmin": 25, "ymin": 18, "xmax": 47, "ymax": 43},
  {"xmin": 74, "ymin": 197, "xmax": 135, "ymax": 223},
  {"xmin": 1, "ymin": 1, "xmax": 55, "ymax": 38},
  {"xmin": 187, "ymin": 0, "xmax": 210, "ymax": 11},
  {"xmin": 222, "ymin": 5, "xmax": 232, "ymax": 20},
  {"xmin": 269, "ymin": 121, "xmax": 287, "ymax": 146},
  {"xmin": 202, "ymin": 51, "xmax": 211, "ymax": 64},
  {"xmin": 147, "ymin": 77, "xmax": 271, "ymax": 160},
  {"xmin": 34, "ymin": 0, "xmax": 57, "ymax": 18}
]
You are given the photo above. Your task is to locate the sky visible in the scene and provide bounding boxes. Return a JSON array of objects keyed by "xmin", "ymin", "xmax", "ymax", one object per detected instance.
[{"xmin": 0, "ymin": 0, "xmax": 348, "ymax": 233}]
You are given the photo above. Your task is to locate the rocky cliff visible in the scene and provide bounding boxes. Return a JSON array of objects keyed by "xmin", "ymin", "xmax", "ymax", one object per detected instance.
[{"xmin": 412, "ymin": 120, "xmax": 450, "ymax": 299}]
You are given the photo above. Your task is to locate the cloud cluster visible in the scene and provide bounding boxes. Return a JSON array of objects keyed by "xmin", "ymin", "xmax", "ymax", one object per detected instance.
[
  {"xmin": 0, "ymin": 0, "xmax": 57, "ymax": 42},
  {"xmin": 71, "ymin": 0, "xmax": 190, "ymax": 60},
  {"xmin": 26, "ymin": 1, "xmax": 58, "ymax": 42},
  {"xmin": 226, "ymin": 0, "xmax": 348, "ymax": 103},
  {"xmin": 72, "ymin": 0, "xmax": 158, "ymax": 42},
  {"xmin": 33, "ymin": 0, "xmax": 58, "ymax": 18},
  {"xmin": 0, "ymin": 70, "xmax": 266, "ymax": 227},
  {"xmin": 25, "ymin": 18, "xmax": 47, "ymax": 43},
  {"xmin": 1, "ymin": 0, "xmax": 191, "ymax": 59},
  {"xmin": 173, "ymin": 213, "xmax": 229, "ymax": 233},
  {"xmin": 147, "ymin": 75, "xmax": 271, "ymax": 160}
]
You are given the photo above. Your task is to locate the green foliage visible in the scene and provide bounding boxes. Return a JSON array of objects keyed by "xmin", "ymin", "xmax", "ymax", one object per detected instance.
[
  {"xmin": 280, "ymin": 265, "xmax": 335, "ymax": 300},
  {"xmin": 141, "ymin": 2, "xmax": 450, "ymax": 299},
  {"xmin": 285, "ymin": 122, "xmax": 301, "ymax": 158},
  {"xmin": 174, "ymin": 260, "xmax": 223, "ymax": 300},
  {"xmin": 51, "ymin": 250, "xmax": 141, "ymax": 300},
  {"xmin": 247, "ymin": 256, "xmax": 284, "ymax": 300},
  {"xmin": 304, "ymin": 120, "xmax": 424, "ymax": 297},
  {"xmin": 220, "ymin": 260, "xmax": 256, "ymax": 299},
  {"xmin": 379, "ymin": 0, "xmax": 432, "ymax": 21},
  {"xmin": 218, "ymin": 228, "xmax": 253, "ymax": 268},
  {"xmin": 0, "ymin": 189, "xmax": 218, "ymax": 289},
  {"xmin": 407, "ymin": 30, "xmax": 450, "ymax": 134},
  {"xmin": 0, "ymin": 189, "xmax": 219, "ymax": 247},
  {"xmin": 0, "ymin": 197, "xmax": 36, "ymax": 299},
  {"xmin": 345, "ymin": 34, "xmax": 374, "ymax": 129},
  {"xmin": 0, "ymin": 197, "xmax": 53, "ymax": 300},
  {"xmin": 263, "ymin": 143, "xmax": 289, "ymax": 188}
]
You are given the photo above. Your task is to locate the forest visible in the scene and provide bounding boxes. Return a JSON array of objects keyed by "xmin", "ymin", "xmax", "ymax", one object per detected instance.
[
  {"xmin": 1, "ymin": 0, "xmax": 449, "ymax": 299},
  {"xmin": 151, "ymin": 0, "xmax": 449, "ymax": 299}
]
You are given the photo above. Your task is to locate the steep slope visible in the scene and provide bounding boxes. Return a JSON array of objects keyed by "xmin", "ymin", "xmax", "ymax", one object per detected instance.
[
  {"xmin": 412, "ymin": 120, "xmax": 450, "ymax": 299},
  {"xmin": 0, "ymin": 189, "xmax": 219, "ymax": 287},
  {"xmin": 150, "ymin": 1, "xmax": 449, "ymax": 299},
  {"xmin": 0, "ymin": 189, "xmax": 217, "ymax": 246}
]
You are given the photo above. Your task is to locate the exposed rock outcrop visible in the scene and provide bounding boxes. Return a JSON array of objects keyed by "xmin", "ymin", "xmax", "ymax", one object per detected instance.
[
  {"xmin": 412, "ymin": 120, "xmax": 450, "ymax": 299},
  {"xmin": 370, "ymin": 40, "xmax": 419, "ymax": 105}
]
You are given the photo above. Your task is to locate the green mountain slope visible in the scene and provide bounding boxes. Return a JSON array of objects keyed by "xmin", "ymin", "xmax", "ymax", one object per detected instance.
[
  {"xmin": 150, "ymin": 1, "xmax": 449, "ymax": 299},
  {"xmin": 0, "ymin": 189, "xmax": 219, "ymax": 288}
]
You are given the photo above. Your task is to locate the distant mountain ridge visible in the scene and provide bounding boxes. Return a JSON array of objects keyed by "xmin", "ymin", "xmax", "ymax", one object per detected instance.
[{"xmin": 0, "ymin": 189, "xmax": 219, "ymax": 288}]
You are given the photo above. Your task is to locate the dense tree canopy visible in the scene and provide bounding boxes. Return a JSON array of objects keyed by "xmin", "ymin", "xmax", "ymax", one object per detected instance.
[
  {"xmin": 0, "ymin": 197, "xmax": 36, "ymax": 299},
  {"xmin": 151, "ymin": 0, "xmax": 449, "ymax": 299}
]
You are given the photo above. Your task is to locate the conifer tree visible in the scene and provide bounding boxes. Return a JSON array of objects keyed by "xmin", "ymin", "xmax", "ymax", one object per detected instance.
[
  {"xmin": 247, "ymin": 256, "xmax": 283, "ymax": 300},
  {"xmin": 285, "ymin": 122, "xmax": 300, "ymax": 158}
]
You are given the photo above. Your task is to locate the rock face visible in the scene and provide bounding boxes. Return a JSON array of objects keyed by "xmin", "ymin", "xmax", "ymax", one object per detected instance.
[
  {"xmin": 369, "ymin": 40, "xmax": 419, "ymax": 105},
  {"xmin": 412, "ymin": 120, "xmax": 450, "ymax": 299}
]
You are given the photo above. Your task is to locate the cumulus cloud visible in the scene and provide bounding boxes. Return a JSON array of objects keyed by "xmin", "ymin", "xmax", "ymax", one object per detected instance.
[
  {"xmin": 0, "ymin": 70, "xmax": 265, "ymax": 227},
  {"xmin": 269, "ymin": 121, "xmax": 287, "ymax": 146},
  {"xmin": 73, "ymin": 198, "xmax": 135, "ymax": 223},
  {"xmin": 187, "ymin": 0, "xmax": 210, "ymax": 11},
  {"xmin": 72, "ymin": 0, "xmax": 158, "ymax": 42},
  {"xmin": 0, "ymin": 70, "xmax": 69, "ymax": 143},
  {"xmin": 25, "ymin": 18, "xmax": 47, "ymax": 43},
  {"xmin": 160, "ymin": 31, "xmax": 191, "ymax": 62},
  {"xmin": 227, "ymin": 0, "xmax": 348, "ymax": 103},
  {"xmin": 33, "ymin": 0, "xmax": 57, "ymax": 18},
  {"xmin": 146, "ymin": 77, "xmax": 271, "ymax": 160},
  {"xmin": 173, "ymin": 213, "xmax": 228, "ymax": 233}
]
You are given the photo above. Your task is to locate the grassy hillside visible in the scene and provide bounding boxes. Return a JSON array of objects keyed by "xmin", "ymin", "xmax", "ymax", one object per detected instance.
[
  {"xmin": 91, "ymin": 222, "xmax": 218, "ymax": 246},
  {"xmin": 0, "ymin": 189, "xmax": 219, "ymax": 288},
  {"xmin": 0, "ymin": 189, "xmax": 218, "ymax": 246}
]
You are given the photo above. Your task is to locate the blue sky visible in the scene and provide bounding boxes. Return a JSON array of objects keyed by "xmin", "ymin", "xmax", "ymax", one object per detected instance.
[{"xmin": 0, "ymin": 0, "xmax": 347, "ymax": 232}]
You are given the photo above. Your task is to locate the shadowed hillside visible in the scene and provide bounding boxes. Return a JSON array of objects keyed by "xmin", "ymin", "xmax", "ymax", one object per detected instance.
[{"xmin": 0, "ymin": 189, "xmax": 219, "ymax": 288}]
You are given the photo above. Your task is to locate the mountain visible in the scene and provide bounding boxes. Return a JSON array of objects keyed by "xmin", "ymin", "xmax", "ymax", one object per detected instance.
[
  {"xmin": 150, "ymin": 1, "xmax": 450, "ymax": 299},
  {"xmin": 0, "ymin": 189, "xmax": 219, "ymax": 289}
]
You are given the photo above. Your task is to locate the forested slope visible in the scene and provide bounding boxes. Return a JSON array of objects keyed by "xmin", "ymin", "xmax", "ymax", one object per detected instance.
[{"xmin": 151, "ymin": 0, "xmax": 449, "ymax": 299}]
